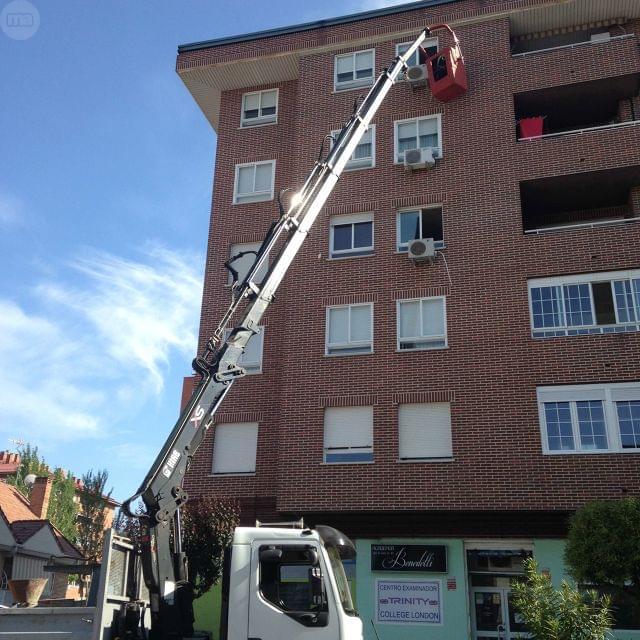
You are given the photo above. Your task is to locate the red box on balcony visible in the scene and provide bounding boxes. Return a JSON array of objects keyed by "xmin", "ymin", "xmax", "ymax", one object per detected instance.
[
  {"xmin": 426, "ymin": 45, "xmax": 468, "ymax": 102},
  {"xmin": 519, "ymin": 116, "xmax": 545, "ymax": 139}
]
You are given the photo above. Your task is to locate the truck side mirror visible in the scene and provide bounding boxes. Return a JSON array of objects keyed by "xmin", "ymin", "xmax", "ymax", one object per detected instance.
[
  {"xmin": 259, "ymin": 548, "xmax": 283, "ymax": 563},
  {"xmin": 304, "ymin": 548, "xmax": 319, "ymax": 566}
]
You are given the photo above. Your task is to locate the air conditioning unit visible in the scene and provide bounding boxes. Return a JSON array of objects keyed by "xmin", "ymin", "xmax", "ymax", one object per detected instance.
[
  {"xmin": 590, "ymin": 31, "xmax": 611, "ymax": 43},
  {"xmin": 407, "ymin": 237, "xmax": 436, "ymax": 263},
  {"xmin": 406, "ymin": 64, "xmax": 428, "ymax": 88},
  {"xmin": 404, "ymin": 147, "xmax": 436, "ymax": 170}
]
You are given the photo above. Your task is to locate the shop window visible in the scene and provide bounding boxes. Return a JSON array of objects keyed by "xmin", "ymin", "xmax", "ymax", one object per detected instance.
[
  {"xmin": 241, "ymin": 89, "xmax": 278, "ymax": 127},
  {"xmin": 334, "ymin": 49, "xmax": 375, "ymax": 91},
  {"xmin": 397, "ymin": 297, "xmax": 447, "ymax": 351},
  {"xmin": 394, "ymin": 115, "xmax": 442, "ymax": 163},
  {"xmin": 211, "ymin": 422, "xmax": 258, "ymax": 474},
  {"xmin": 397, "ymin": 206, "xmax": 444, "ymax": 251},
  {"xmin": 325, "ymin": 304, "xmax": 373, "ymax": 355},
  {"xmin": 233, "ymin": 161, "xmax": 275, "ymax": 204},
  {"xmin": 330, "ymin": 213, "xmax": 374, "ymax": 258},
  {"xmin": 331, "ymin": 125, "xmax": 375, "ymax": 170},
  {"xmin": 323, "ymin": 406, "xmax": 373, "ymax": 463},
  {"xmin": 398, "ymin": 402, "xmax": 453, "ymax": 460}
]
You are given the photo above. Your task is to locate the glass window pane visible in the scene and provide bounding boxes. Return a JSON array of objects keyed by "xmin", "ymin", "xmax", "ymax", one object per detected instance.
[
  {"xmin": 576, "ymin": 400, "xmax": 608, "ymax": 450},
  {"xmin": 563, "ymin": 284, "xmax": 593, "ymax": 327},
  {"xmin": 617, "ymin": 400, "xmax": 640, "ymax": 449},
  {"xmin": 397, "ymin": 122, "xmax": 416, "ymax": 148},
  {"xmin": 350, "ymin": 305, "xmax": 371, "ymax": 342},
  {"xmin": 237, "ymin": 166, "xmax": 254, "ymax": 194},
  {"xmin": 418, "ymin": 118, "xmax": 438, "ymax": 136},
  {"xmin": 244, "ymin": 93, "xmax": 260, "ymax": 111},
  {"xmin": 353, "ymin": 222, "xmax": 372, "ymax": 248},
  {"xmin": 614, "ymin": 280, "xmax": 636, "ymax": 323},
  {"xmin": 531, "ymin": 286, "xmax": 563, "ymax": 329},
  {"xmin": 544, "ymin": 402, "xmax": 575, "ymax": 451},
  {"xmin": 329, "ymin": 307, "xmax": 349, "ymax": 344},
  {"xmin": 333, "ymin": 224, "xmax": 352, "ymax": 251},
  {"xmin": 261, "ymin": 90, "xmax": 277, "ymax": 109},
  {"xmin": 400, "ymin": 301, "xmax": 420, "ymax": 338},
  {"xmin": 592, "ymin": 281, "xmax": 616, "ymax": 325},
  {"xmin": 336, "ymin": 55, "xmax": 353, "ymax": 81},
  {"xmin": 254, "ymin": 163, "xmax": 272, "ymax": 192},
  {"xmin": 634, "ymin": 279, "xmax": 640, "ymax": 318},
  {"xmin": 421, "ymin": 299, "xmax": 445, "ymax": 336},
  {"xmin": 355, "ymin": 51, "xmax": 373, "ymax": 74},
  {"xmin": 399, "ymin": 211, "xmax": 421, "ymax": 246},
  {"xmin": 421, "ymin": 208, "xmax": 443, "ymax": 242}
]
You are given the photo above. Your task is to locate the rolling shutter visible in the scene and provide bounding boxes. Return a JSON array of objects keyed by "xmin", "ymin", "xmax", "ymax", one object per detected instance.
[
  {"xmin": 212, "ymin": 422, "xmax": 258, "ymax": 474},
  {"xmin": 398, "ymin": 403, "xmax": 452, "ymax": 460}
]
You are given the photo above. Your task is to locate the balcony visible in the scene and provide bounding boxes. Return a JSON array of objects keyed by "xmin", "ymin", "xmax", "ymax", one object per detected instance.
[{"xmin": 521, "ymin": 166, "xmax": 640, "ymax": 234}]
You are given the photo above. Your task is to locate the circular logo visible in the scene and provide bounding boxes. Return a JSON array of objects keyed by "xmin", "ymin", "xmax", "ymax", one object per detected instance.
[{"xmin": 1, "ymin": 0, "xmax": 40, "ymax": 40}]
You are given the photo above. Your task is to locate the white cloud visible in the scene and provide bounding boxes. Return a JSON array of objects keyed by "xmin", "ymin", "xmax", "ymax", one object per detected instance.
[
  {"xmin": 0, "ymin": 189, "xmax": 25, "ymax": 226},
  {"xmin": 0, "ymin": 246, "xmax": 202, "ymax": 445}
]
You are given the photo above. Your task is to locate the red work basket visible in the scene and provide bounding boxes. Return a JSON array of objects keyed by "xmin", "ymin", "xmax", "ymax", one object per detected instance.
[
  {"xmin": 518, "ymin": 116, "xmax": 545, "ymax": 139},
  {"xmin": 426, "ymin": 45, "xmax": 468, "ymax": 102}
]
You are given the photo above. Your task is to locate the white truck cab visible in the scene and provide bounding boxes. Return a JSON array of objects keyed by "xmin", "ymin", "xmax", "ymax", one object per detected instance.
[{"xmin": 222, "ymin": 525, "xmax": 363, "ymax": 640}]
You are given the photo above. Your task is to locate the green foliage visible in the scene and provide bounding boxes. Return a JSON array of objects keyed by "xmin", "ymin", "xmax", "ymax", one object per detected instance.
[
  {"xmin": 6, "ymin": 444, "xmax": 78, "ymax": 541},
  {"xmin": 511, "ymin": 558, "xmax": 612, "ymax": 640},
  {"xmin": 76, "ymin": 469, "xmax": 112, "ymax": 562},
  {"xmin": 182, "ymin": 498, "xmax": 239, "ymax": 598}
]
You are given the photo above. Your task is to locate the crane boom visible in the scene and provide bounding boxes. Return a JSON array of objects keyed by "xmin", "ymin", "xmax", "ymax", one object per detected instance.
[{"xmin": 122, "ymin": 26, "xmax": 441, "ymax": 640}]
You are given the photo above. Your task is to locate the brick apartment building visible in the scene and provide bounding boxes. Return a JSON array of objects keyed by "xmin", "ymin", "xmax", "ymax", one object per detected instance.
[{"xmin": 176, "ymin": 0, "xmax": 640, "ymax": 637}]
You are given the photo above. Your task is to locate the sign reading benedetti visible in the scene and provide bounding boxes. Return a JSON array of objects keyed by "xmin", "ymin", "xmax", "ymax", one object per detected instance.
[
  {"xmin": 376, "ymin": 580, "xmax": 443, "ymax": 625},
  {"xmin": 371, "ymin": 544, "xmax": 447, "ymax": 573}
]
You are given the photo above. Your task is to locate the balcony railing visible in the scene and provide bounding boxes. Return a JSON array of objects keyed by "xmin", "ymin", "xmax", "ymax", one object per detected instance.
[
  {"xmin": 512, "ymin": 33, "xmax": 635, "ymax": 58},
  {"xmin": 525, "ymin": 216, "xmax": 640, "ymax": 235},
  {"xmin": 519, "ymin": 118, "xmax": 640, "ymax": 142}
]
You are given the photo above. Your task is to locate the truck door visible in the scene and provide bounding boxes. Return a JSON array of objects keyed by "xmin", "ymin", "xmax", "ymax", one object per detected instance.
[{"xmin": 248, "ymin": 541, "xmax": 341, "ymax": 640}]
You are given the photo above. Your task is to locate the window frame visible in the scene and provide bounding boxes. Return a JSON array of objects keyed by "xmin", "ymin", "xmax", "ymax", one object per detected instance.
[
  {"xmin": 396, "ymin": 296, "xmax": 448, "ymax": 352},
  {"xmin": 329, "ymin": 212, "xmax": 374, "ymax": 259},
  {"xmin": 396, "ymin": 205, "xmax": 445, "ymax": 252},
  {"xmin": 395, "ymin": 37, "xmax": 439, "ymax": 69},
  {"xmin": 323, "ymin": 406, "xmax": 374, "ymax": 464},
  {"xmin": 233, "ymin": 160, "xmax": 276, "ymax": 204},
  {"xmin": 330, "ymin": 125, "xmax": 376, "ymax": 171},
  {"xmin": 325, "ymin": 303, "xmax": 373, "ymax": 356},
  {"xmin": 537, "ymin": 382, "xmax": 640, "ymax": 455},
  {"xmin": 211, "ymin": 422, "xmax": 259, "ymax": 475},
  {"xmin": 240, "ymin": 88, "xmax": 279, "ymax": 128},
  {"xmin": 334, "ymin": 48, "xmax": 376, "ymax": 92},
  {"xmin": 393, "ymin": 114, "xmax": 443, "ymax": 164},
  {"xmin": 528, "ymin": 269, "xmax": 640, "ymax": 338},
  {"xmin": 223, "ymin": 327, "xmax": 264, "ymax": 375}
]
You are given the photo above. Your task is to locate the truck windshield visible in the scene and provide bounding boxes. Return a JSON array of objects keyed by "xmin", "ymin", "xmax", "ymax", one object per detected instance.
[{"xmin": 326, "ymin": 545, "xmax": 357, "ymax": 615}]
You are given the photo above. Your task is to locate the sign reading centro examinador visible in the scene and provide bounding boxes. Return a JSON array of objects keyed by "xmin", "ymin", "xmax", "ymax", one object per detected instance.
[
  {"xmin": 376, "ymin": 580, "xmax": 443, "ymax": 625},
  {"xmin": 371, "ymin": 544, "xmax": 447, "ymax": 573}
]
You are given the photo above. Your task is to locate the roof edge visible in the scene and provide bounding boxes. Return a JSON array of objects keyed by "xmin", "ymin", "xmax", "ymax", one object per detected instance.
[{"xmin": 177, "ymin": 0, "xmax": 460, "ymax": 53}]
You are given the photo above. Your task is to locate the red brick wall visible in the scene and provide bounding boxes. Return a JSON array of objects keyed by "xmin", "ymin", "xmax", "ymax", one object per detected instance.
[{"xmin": 181, "ymin": 3, "xmax": 640, "ymax": 520}]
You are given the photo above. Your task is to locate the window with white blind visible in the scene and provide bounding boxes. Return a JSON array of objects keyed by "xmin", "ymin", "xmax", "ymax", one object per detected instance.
[
  {"xmin": 334, "ymin": 49, "xmax": 375, "ymax": 91},
  {"xmin": 233, "ymin": 161, "xmax": 275, "ymax": 204},
  {"xmin": 398, "ymin": 402, "xmax": 453, "ymax": 461},
  {"xmin": 537, "ymin": 383, "xmax": 640, "ymax": 454},
  {"xmin": 224, "ymin": 327, "xmax": 264, "ymax": 374},
  {"xmin": 397, "ymin": 297, "xmax": 447, "ymax": 351},
  {"xmin": 240, "ymin": 89, "xmax": 278, "ymax": 127},
  {"xmin": 330, "ymin": 212, "xmax": 374, "ymax": 258},
  {"xmin": 324, "ymin": 406, "xmax": 373, "ymax": 463},
  {"xmin": 397, "ymin": 206, "xmax": 444, "ymax": 251},
  {"xmin": 528, "ymin": 269, "xmax": 640, "ymax": 338},
  {"xmin": 394, "ymin": 115, "xmax": 442, "ymax": 163},
  {"xmin": 212, "ymin": 422, "xmax": 259, "ymax": 474},
  {"xmin": 395, "ymin": 38, "xmax": 439, "ymax": 68},
  {"xmin": 227, "ymin": 242, "xmax": 269, "ymax": 286},
  {"xmin": 326, "ymin": 304, "xmax": 373, "ymax": 355},
  {"xmin": 331, "ymin": 125, "xmax": 375, "ymax": 170}
]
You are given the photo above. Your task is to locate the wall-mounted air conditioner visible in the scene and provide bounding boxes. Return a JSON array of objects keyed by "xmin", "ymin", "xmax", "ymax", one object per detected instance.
[
  {"xmin": 590, "ymin": 32, "xmax": 611, "ymax": 43},
  {"xmin": 407, "ymin": 237, "xmax": 436, "ymax": 263},
  {"xmin": 406, "ymin": 64, "xmax": 428, "ymax": 88},
  {"xmin": 404, "ymin": 147, "xmax": 436, "ymax": 170}
]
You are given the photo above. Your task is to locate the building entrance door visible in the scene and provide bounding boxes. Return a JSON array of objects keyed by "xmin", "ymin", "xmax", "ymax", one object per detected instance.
[{"xmin": 470, "ymin": 587, "xmax": 527, "ymax": 640}]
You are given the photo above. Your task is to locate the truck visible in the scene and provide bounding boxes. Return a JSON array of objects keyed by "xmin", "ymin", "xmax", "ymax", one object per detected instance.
[{"xmin": 119, "ymin": 23, "xmax": 467, "ymax": 640}]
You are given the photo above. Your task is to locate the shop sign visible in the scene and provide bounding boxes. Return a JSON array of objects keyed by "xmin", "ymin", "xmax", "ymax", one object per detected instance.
[
  {"xmin": 371, "ymin": 544, "xmax": 447, "ymax": 573},
  {"xmin": 376, "ymin": 579, "xmax": 442, "ymax": 625}
]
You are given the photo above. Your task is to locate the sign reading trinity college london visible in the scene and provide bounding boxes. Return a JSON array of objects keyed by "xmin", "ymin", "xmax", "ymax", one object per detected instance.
[{"xmin": 371, "ymin": 545, "xmax": 447, "ymax": 573}]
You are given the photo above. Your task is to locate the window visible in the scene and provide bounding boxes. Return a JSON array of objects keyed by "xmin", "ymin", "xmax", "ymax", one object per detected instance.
[
  {"xmin": 211, "ymin": 422, "xmax": 258, "ymax": 474},
  {"xmin": 397, "ymin": 206, "xmax": 444, "ymax": 251},
  {"xmin": 227, "ymin": 242, "xmax": 269, "ymax": 286},
  {"xmin": 326, "ymin": 304, "xmax": 373, "ymax": 355},
  {"xmin": 395, "ymin": 38, "xmax": 438, "ymax": 68},
  {"xmin": 330, "ymin": 213, "xmax": 373, "ymax": 258},
  {"xmin": 334, "ymin": 49, "xmax": 375, "ymax": 91},
  {"xmin": 224, "ymin": 327, "xmax": 264, "ymax": 374},
  {"xmin": 331, "ymin": 125, "xmax": 375, "ymax": 170},
  {"xmin": 394, "ymin": 115, "xmax": 442, "ymax": 163},
  {"xmin": 398, "ymin": 402, "xmax": 453, "ymax": 460},
  {"xmin": 537, "ymin": 383, "xmax": 640, "ymax": 454},
  {"xmin": 397, "ymin": 297, "xmax": 447, "ymax": 350},
  {"xmin": 241, "ymin": 89, "xmax": 278, "ymax": 127},
  {"xmin": 528, "ymin": 270, "xmax": 640, "ymax": 338},
  {"xmin": 323, "ymin": 406, "xmax": 373, "ymax": 463},
  {"xmin": 233, "ymin": 161, "xmax": 275, "ymax": 204}
]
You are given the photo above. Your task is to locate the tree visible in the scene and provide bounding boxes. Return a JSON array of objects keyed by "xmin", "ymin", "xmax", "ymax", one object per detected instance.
[
  {"xmin": 512, "ymin": 558, "xmax": 612, "ymax": 640},
  {"xmin": 181, "ymin": 497, "xmax": 239, "ymax": 598},
  {"xmin": 565, "ymin": 498, "xmax": 640, "ymax": 628},
  {"xmin": 76, "ymin": 469, "xmax": 112, "ymax": 562},
  {"xmin": 6, "ymin": 444, "xmax": 78, "ymax": 541}
]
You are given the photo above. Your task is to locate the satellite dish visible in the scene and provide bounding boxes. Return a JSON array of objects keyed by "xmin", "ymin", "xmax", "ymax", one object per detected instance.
[{"xmin": 24, "ymin": 474, "xmax": 37, "ymax": 487}]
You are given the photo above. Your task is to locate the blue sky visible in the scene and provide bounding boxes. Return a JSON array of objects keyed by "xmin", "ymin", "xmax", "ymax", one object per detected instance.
[{"xmin": 0, "ymin": 0, "xmax": 407, "ymax": 501}]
